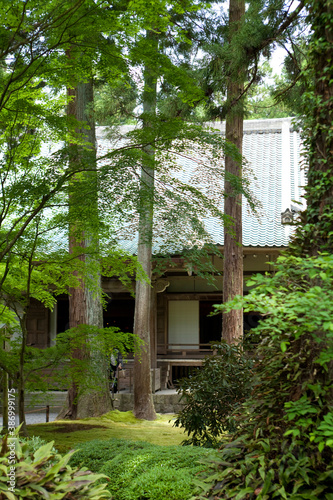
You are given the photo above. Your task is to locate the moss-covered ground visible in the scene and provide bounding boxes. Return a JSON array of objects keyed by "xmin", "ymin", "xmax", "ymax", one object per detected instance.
[{"xmin": 27, "ymin": 411, "xmax": 187, "ymax": 453}]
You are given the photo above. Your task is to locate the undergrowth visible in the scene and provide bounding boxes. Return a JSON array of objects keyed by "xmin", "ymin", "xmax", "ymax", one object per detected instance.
[
  {"xmin": 174, "ymin": 341, "xmax": 254, "ymax": 446},
  {"xmin": 70, "ymin": 438, "xmax": 218, "ymax": 500},
  {"xmin": 192, "ymin": 254, "xmax": 333, "ymax": 499},
  {"xmin": 0, "ymin": 428, "xmax": 111, "ymax": 499}
]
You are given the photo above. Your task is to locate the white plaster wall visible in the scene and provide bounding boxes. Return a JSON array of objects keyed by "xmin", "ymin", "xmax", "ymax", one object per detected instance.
[{"xmin": 168, "ymin": 300, "xmax": 199, "ymax": 349}]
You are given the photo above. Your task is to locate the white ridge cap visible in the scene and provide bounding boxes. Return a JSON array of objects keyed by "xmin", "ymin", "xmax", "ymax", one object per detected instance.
[{"xmin": 205, "ymin": 116, "xmax": 294, "ymax": 133}]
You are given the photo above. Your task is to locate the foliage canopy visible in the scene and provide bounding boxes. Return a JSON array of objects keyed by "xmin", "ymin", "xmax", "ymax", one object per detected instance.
[{"xmin": 192, "ymin": 254, "xmax": 333, "ymax": 498}]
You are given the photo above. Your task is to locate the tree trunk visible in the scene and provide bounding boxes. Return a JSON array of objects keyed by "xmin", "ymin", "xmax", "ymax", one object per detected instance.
[
  {"xmin": 58, "ymin": 79, "xmax": 111, "ymax": 420},
  {"xmin": 133, "ymin": 30, "xmax": 157, "ymax": 420},
  {"xmin": 133, "ymin": 229, "xmax": 156, "ymax": 420},
  {"xmin": 222, "ymin": 0, "xmax": 245, "ymax": 344},
  {"xmin": 17, "ymin": 314, "xmax": 28, "ymax": 435}
]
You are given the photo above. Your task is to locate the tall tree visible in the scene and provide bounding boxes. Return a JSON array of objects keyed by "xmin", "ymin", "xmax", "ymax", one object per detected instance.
[
  {"xmin": 288, "ymin": 0, "xmax": 333, "ymax": 392},
  {"xmin": 192, "ymin": 4, "xmax": 333, "ymax": 497},
  {"xmin": 129, "ymin": 1, "xmax": 216, "ymax": 419},
  {"xmin": 222, "ymin": 0, "xmax": 245, "ymax": 344},
  {"xmin": 196, "ymin": 0, "xmax": 306, "ymax": 343},
  {"xmin": 55, "ymin": 1, "xmax": 146, "ymax": 419},
  {"xmin": 0, "ymin": 0, "xmax": 98, "ymax": 269},
  {"xmin": 0, "ymin": 1, "xmax": 115, "ymax": 423},
  {"xmin": 59, "ymin": 75, "xmax": 112, "ymax": 419},
  {"xmin": 133, "ymin": 31, "xmax": 158, "ymax": 420}
]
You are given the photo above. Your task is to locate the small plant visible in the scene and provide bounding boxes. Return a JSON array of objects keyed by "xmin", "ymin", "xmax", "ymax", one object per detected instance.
[
  {"xmin": 19, "ymin": 435, "xmax": 58, "ymax": 455},
  {"xmin": 173, "ymin": 341, "xmax": 254, "ymax": 446},
  {"xmin": 0, "ymin": 429, "xmax": 111, "ymax": 499}
]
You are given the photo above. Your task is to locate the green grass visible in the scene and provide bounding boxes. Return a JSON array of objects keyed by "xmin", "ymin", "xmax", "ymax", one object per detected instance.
[{"xmin": 27, "ymin": 411, "xmax": 187, "ymax": 453}]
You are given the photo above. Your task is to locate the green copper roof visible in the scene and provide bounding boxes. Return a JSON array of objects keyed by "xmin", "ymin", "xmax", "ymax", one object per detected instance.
[
  {"xmin": 96, "ymin": 117, "xmax": 305, "ymax": 254},
  {"xmin": 206, "ymin": 118, "xmax": 305, "ymax": 248}
]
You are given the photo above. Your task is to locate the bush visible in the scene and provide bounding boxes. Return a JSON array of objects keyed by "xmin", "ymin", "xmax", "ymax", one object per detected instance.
[
  {"xmin": 70, "ymin": 438, "xmax": 218, "ymax": 500},
  {"xmin": 193, "ymin": 255, "xmax": 333, "ymax": 498},
  {"xmin": 173, "ymin": 341, "xmax": 254, "ymax": 446},
  {"xmin": 0, "ymin": 430, "xmax": 111, "ymax": 499}
]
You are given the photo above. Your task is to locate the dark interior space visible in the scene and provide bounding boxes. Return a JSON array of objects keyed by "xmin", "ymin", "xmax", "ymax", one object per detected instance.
[
  {"xmin": 172, "ymin": 365, "xmax": 199, "ymax": 385},
  {"xmin": 199, "ymin": 300, "xmax": 222, "ymax": 345},
  {"xmin": 104, "ymin": 297, "xmax": 135, "ymax": 333},
  {"xmin": 57, "ymin": 296, "xmax": 69, "ymax": 334},
  {"xmin": 244, "ymin": 312, "xmax": 262, "ymax": 333},
  {"xmin": 200, "ymin": 301, "xmax": 261, "ymax": 345},
  {"xmin": 56, "ymin": 295, "xmax": 135, "ymax": 335}
]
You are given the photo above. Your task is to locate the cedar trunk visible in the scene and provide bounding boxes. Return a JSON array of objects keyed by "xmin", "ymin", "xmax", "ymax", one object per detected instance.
[
  {"xmin": 222, "ymin": 0, "xmax": 245, "ymax": 344},
  {"xmin": 133, "ymin": 30, "xmax": 157, "ymax": 420},
  {"xmin": 58, "ymin": 80, "xmax": 111, "ymax": 420},
  {"xmin": 133, "ymin": 231, "xmax": 156, "ymax": 420},
  {"xmin": 17, "ymin": 313, "xmax": 29, "ymax": 436}
]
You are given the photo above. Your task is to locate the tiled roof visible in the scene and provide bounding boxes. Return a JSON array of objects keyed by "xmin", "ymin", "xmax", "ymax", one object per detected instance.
[
  {"xmin": 211, "ymin": 118, "xmax": 305, "ymax": 248},
  {"xmin": 96, "ymin": 117, "xmax": 306, "ymax": 254}
]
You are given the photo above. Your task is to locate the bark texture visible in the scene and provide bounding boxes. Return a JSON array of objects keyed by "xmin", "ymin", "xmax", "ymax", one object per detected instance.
[
  {"xmin": 58, "ymin": 79, "xmax": 111, "ymax": 420},
  {"xmin": 17, "ymin": 315, "xmax": 28, "ymax": 435},
  {"xmin": 133, "ymin": 30, "xmax": 157, "ymax": 420},
  {"xmin": 133, "ymin": 229, "xmax": 156, "ymax": 420},
  {"xmin": 222, "ymin": 0, "xmax": 245, "ymax": 344}
]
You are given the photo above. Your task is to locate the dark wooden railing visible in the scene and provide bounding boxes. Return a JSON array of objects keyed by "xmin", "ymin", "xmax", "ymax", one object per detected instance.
[{"xmin": 157, "ymin": 343, "xmax": 213, "ymax": 357}]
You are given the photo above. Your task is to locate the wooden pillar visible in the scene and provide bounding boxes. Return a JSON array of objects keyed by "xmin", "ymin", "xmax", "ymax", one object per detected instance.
[{"xmin": 150, "ymin": 285, "xmax": 157, "ymax": 369}]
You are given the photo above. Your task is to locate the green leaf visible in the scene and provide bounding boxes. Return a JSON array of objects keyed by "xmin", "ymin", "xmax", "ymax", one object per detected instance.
[
  {"xmin": 2, "ymin": 492, "xmax": 17, "ymax": 500},
  {"xmin": 280, "ymin": 341, "xmax": 289, "ymax": 352},
  {"xmin": 318, "ymin": 442, "xmax": 325, "ymax": 452},
  {"xmin": 235, "ymin": 487, "xmax": 255, "ymax": 500},
  {"xmin": 33, "ymin": 440, "xmax": 56, "ymax": 463}
]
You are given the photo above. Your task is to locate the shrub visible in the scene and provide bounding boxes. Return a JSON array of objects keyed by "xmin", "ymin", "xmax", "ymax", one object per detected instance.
[
  {"xmin": 70, "ymin": 438, "xmax": 218, "ymax": 500},
  {"xmin": 193, "ymin": 255, "xmax": 333, "ymax": 498},
  {"xmin": 0, "ymin": 431, "xmax": 111, "ymax": 499},
  {"xmin": 173, "ymin": 340, "xmax": 254, "ymax": 446}
]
